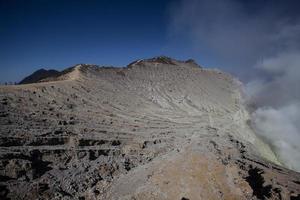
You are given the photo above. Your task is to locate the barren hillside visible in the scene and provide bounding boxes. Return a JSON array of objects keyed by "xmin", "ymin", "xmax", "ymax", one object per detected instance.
[{"xmin": 0, "ymin": 57, "xmax": 299, "ymax": 200}]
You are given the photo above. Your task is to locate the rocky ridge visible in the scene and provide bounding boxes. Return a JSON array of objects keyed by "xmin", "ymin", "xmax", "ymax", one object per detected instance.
[{"xmin": 0, "ymin": 56, "xmax": 299, "ymax": 199}]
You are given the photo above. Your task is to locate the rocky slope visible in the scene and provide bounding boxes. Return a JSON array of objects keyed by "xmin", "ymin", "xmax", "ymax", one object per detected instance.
[{"xmin": 0, "ymin": 57, "xmax": 299, "ymax": 200}]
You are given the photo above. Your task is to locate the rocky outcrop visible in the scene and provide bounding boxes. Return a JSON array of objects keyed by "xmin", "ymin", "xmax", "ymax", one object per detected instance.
[{"xmin": 0, "ymin": 57, "xmax": 299, "ymax": 199}]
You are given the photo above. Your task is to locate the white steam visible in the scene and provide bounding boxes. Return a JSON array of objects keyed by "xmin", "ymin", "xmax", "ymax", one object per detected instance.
[
  {"xmin": 252, "ymin": 106, "xmax": 300, "ymax": 171},
  {"xmin": 169, "ymin": 0, "xmax": 300, "ymax": 171},
  {"xmin": 247, "ymin": 52, "xmax": 300, "ymax": 172}
]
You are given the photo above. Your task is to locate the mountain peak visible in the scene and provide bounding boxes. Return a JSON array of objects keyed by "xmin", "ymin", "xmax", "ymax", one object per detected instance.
[{"xmin": 127, "ymin": 56, "xmax": 201, "ymax": 68}]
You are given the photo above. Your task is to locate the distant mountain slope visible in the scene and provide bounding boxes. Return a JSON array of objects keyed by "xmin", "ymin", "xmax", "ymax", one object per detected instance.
[{"xmin": 19, "ymin": 68, "xmax": 60, "ymax": 84}]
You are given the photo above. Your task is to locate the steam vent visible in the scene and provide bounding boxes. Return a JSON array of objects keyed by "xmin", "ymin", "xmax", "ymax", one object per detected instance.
[{"xmin": 1, "ymin": 57, "xmax": 300, "ymax": 199}]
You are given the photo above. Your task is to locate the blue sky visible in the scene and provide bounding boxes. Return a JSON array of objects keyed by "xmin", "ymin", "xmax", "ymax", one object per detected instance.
[
  {"xmin": 1, "ymin": 0, "xmax": 300, "ymax": 82},
  {"xmin": 0, "ymin": 0, "xmax": 177, "ymax": 82}
]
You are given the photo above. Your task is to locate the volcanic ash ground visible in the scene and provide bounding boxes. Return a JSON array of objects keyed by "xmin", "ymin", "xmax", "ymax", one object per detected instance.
[{"xmin": 0, "ymin": 57, "xmax": 299, "ymax": 200}]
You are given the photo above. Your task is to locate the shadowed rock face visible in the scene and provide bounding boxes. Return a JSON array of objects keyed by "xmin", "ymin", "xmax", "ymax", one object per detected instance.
[
  {"xmin": 19, "ymin": 69, "xmax": 60, "ymax": 84},
  {"xmin": 0, "ymin": 57, "xmax": 299, "ymax": 199}
]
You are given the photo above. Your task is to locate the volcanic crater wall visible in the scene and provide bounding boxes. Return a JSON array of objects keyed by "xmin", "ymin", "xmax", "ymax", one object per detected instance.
[{"xmin": 0, "ymin": 57, "xmax": 299, "ymax": 200}]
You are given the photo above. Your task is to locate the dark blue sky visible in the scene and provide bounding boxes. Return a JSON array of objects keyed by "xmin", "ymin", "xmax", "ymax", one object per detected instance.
[
  {"xmin": 1, "ymin": 0, "xmax": 299, "ymax": 82},
  {"xmin": 0, "ymin": 0, "xmax": 181, "ymax": 82}
]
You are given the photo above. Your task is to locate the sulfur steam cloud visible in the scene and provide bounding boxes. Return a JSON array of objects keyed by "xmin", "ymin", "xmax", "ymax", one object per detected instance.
[
  {"xmin": 247, "ymin": 52, "xmax": 300, "ymax": 171},
  {"xmin": 169, "ymin": 0, "xmax": 300, "ymax": 171}
]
